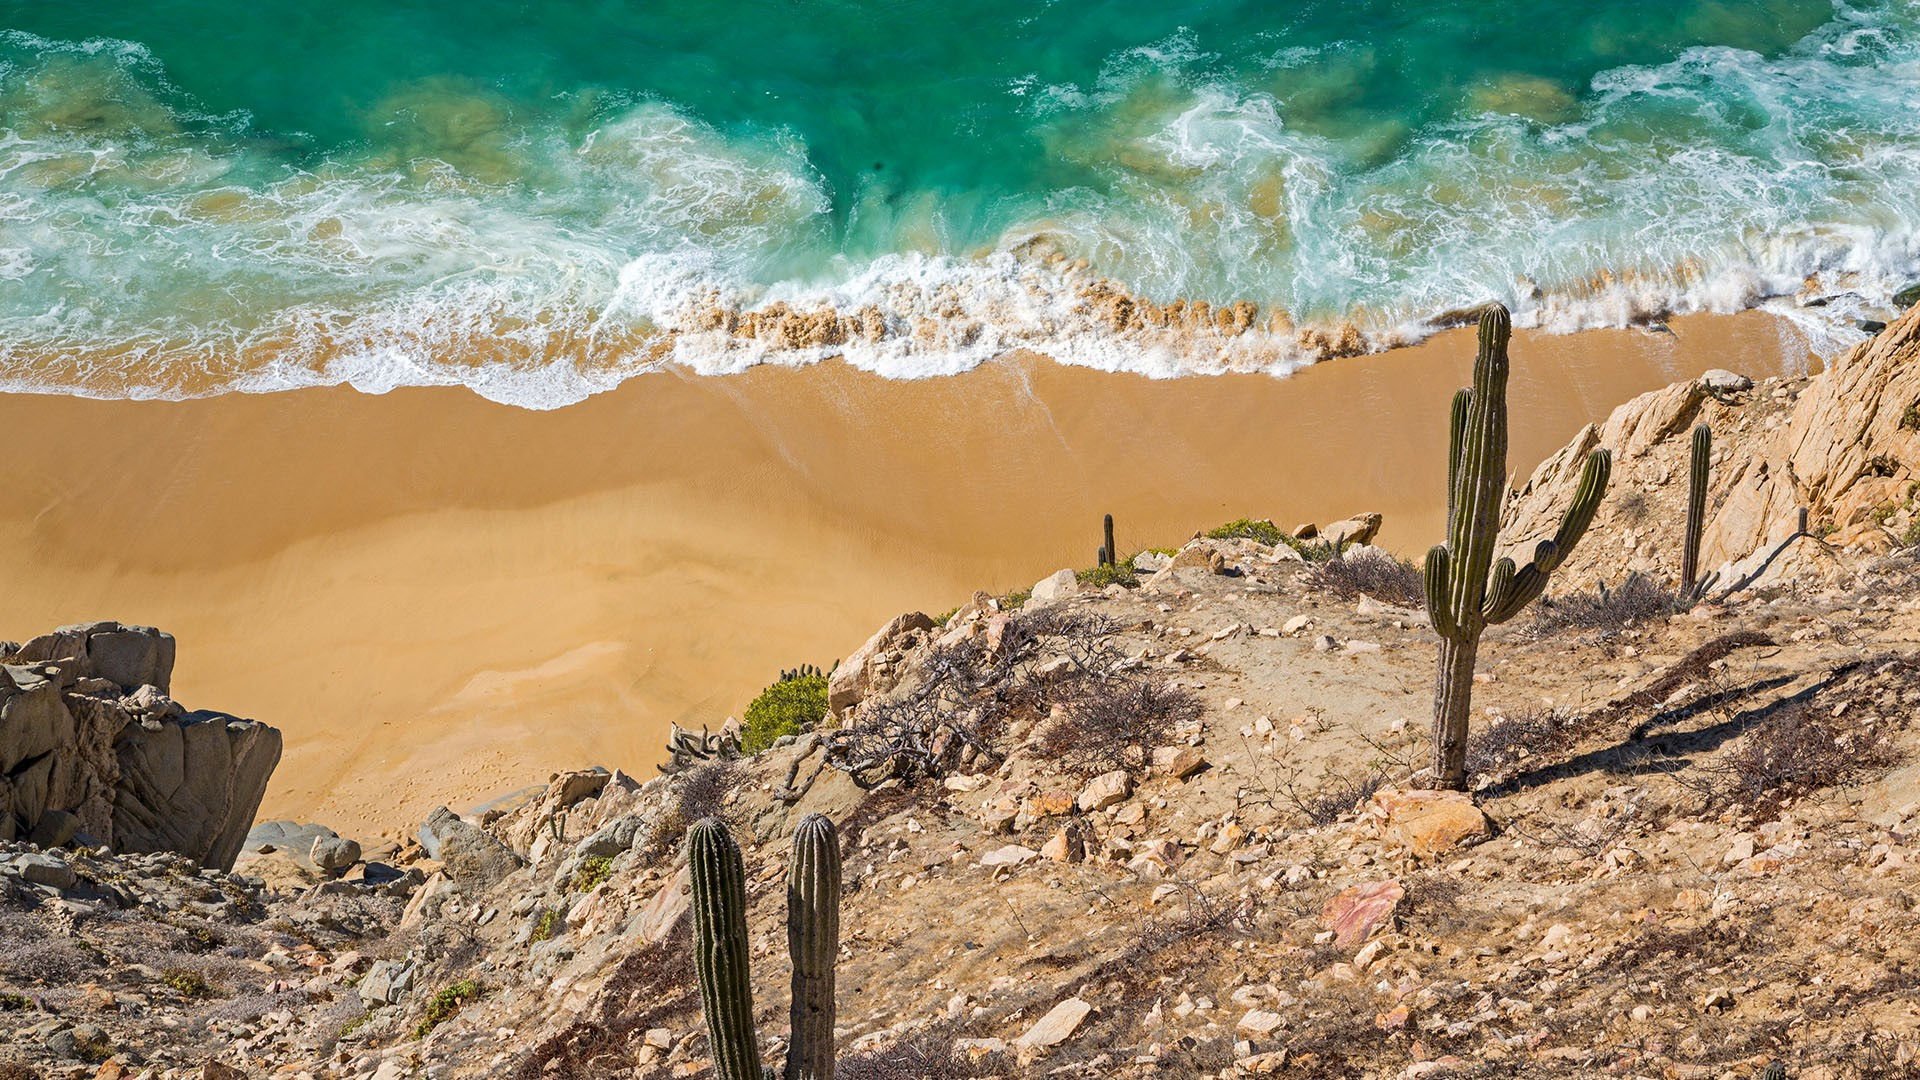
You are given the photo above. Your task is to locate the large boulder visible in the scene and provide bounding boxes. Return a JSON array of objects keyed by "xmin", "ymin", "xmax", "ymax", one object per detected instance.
[
  {"xmin": 422, "ymin": 806, "xmax": 525, "ymax": 891},
  {"xmin": 827, "ymin": 611, "xmax": 936, "ymax": 714},
  {"xmin": 13, "ymin": 621, "xmax": 175, "ymax": 694},
  {"xmin": 114, "ymin": 710, "xmax": 282, "ymax": 872},
  {"xmin": 0, "ymin": 624, "xmax": 279, "ymax": 871}
]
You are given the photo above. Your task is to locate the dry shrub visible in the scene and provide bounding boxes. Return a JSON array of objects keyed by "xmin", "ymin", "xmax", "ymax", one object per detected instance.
[
  {"xmin": 837, "ymin": 1021, "xmax": 1000, "ymax": 1080},
  {"xmin": 1308, "ymin": 548, "xmax": 1425, "ymax": 607},
  {"xmin": 826, "ymin": 608, "xmax": 1151, "ymax": 788},
  {"xmin": 0, "ymin": 939, "xmax": 94, "ymax": 985},
  {"xmin": 1262, "ymin": 764, "xmax": 1388, "ymax": 827},
  {"xmin": 1041, "ymin": 676, "xmax": 1203, "ymax": 779},
  {"xmin": 1529, "ymin": 573, "xmax": 1674, "ymax": 636},
  {"xmin": 1707, "ymin": 700, "xmax": 1897, "ymax": 814},
  {"xmin": 642, "ymin": 760, "xmax": 744, "ymax": 861},
  {"xmin": 1464, "ymin": 707, "xmax": 1575, "ymax": 779},
  {"xmin": 0, "ymin": 1063, "xmax": 41, "ymax": 1080},
  {"xmin": 508, "ymin": 939, "xmax": 696, "ymax": 1078}
]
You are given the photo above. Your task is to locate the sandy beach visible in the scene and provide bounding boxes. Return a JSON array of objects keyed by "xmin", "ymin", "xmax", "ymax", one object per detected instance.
[{"xmin": 0, "ymin": 311, "xmax": 1811, "ymax": 837}]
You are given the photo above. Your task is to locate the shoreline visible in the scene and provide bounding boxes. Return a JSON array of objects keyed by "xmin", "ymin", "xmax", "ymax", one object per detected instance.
[{"xmin": 0, "ymin": 310, "xmax": 1812, "ymax": 836}]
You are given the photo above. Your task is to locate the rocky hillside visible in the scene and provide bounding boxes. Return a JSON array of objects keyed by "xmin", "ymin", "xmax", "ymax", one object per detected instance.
[{"xmin": 8, "ymin": 314, "xmax": 1920, "ymax": 1079}]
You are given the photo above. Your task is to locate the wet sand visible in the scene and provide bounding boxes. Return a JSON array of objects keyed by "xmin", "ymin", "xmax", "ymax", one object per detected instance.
[{"xmin": 0, "ymin": 311, "xmax": 1811, "ymax": 837}]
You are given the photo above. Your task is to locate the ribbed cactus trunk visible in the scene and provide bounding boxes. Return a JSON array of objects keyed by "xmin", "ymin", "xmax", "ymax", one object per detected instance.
[
  {"xmin": 785, "ymin": 814, "xmax": 841, "ymax": 1080},
  {"xmin": 1101, "ymin": 514, "xmax": 1116, "ymax": 567},
  {"xmin": 689, "ymin": 819, "xmax": 766, "ymax": 1080},
  {"xmin": 1682, "ymin": 423, "xmax": 1710, "ymax": 594},
  {"xmin": 1426, "ymin": 304, "xmax": 1611, "ymax": 790}
]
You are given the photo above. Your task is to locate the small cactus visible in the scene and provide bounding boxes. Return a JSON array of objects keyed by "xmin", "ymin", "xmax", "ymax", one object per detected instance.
[
  {"xmin": 688, "ymin": 815, "xmax": 844, "ymax": 1080},
  {"xmin": 1425, "ymin": 304, "xmax": 1610, "ymax": 789}
]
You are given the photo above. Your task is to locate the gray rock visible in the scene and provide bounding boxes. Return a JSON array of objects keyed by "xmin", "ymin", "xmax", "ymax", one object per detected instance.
[
  {"xmin": 574, "ymin": 815, "xmax": 648, "ymax": 860},
  {"xmin": 245, "ymin": 820, "xmax": 340, "ymax": 871},
  {"xmin": 1699, "ymin": 368, "xmax": 1753, "ymax": 395},
  {"xmin": 27, "ymin": 809, "xmax": 80, "ymax": 849},
  {"xmin": 9, "ymin": 853, "xmax": 77, "ymax": 890},
  {"xmin": 358, "ymin": 959, "xmax": 416, "ymax": 1007},
  {"xmin": 0, "ymin": 622, "xmax": 280, "ymax": 872},
  {"xmin": 114, "ymin": 709, "xmax": 282, "ymax": 872},
  {"xmin": 422, "ymin": 807, "xmax": 524, "ymax": 891},
  {"xmin": 83, "ymin": 624, "xmax": 175, "ymax": 694},
  {"xmin": 1895, "ymin": 282, "xmax": 1920, "ymax": 310},
  {"xmin": 310, "ymin": 835, "xmax": 363, "ymax": 877}
]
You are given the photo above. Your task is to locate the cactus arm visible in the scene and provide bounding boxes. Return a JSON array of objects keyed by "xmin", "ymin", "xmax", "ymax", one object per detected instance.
[
  {"xmin": 1446, "ymin": 388, "xmax": 1472, "ymax": 529},
  {"xmin": 1424, "ymin": 545, "xmax": 1455, "ymax": 637},
  {"xmin": 689, "ymin": 819, "xmax": 766, "ymax": 1080},
  {"xmin": 1485, "ymin": 559, "xmax": 1550, "ymax": 624},
  {"xmin": 1539, "ymin": 450, "xmax": 1611, "ymax": 572},
  {"xmin": 785, "ymin": 815, "xmax": 841, "ymax": 1080},
  {"xmin": 1484, "ymin": 557, "xmax": 1516, "ymax": 619}
]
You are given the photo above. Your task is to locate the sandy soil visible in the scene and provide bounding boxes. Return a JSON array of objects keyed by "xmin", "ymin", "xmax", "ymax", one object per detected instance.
[{"xmin": 0, "ymin": 311, "xmax": 1811, "ymax": 836}]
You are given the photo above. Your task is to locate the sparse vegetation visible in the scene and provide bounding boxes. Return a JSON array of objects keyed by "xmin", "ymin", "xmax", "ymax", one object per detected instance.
[
  {"xmin": 530, "ymin": 908, "xmax": 562, "ymax": 943},
  {"xmin": 1041, "ymin": 675, "xmax": 1203, "ymax": 778},
  {"xmin": 161, "ymin": 968, "xmax": 216, "ymax": 999},
  {"xmin": 571, "ymin": 855, "xmax": 613, "ymax": 892},
  {"xmin": 1206, "ymin": 518, "xmax": 1287, "ymax": 546},
  {"xmin": 1464, "ymin": 707, "xmax": 1576, "ymax": 780},
  {"xmin": 413, "ymin": 979, "xmax": 483, "ymax": 1040},
  {"xmin": 1307, "ymin": 546, "xmax": 1424, "ymax": 606},
  {"xmin": 1075, "ymin": 560, "xmax": 1137, "ymax": 588},
  {"xmin": 1529, "ymin": 573, "xmax": 1674, "ymax": 636},
  {"xmin": 741, "ymin": 666, "xmax": 830, "ymax": 752}
]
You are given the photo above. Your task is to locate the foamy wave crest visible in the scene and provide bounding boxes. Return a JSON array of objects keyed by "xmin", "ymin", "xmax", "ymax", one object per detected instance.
[{"xmin": 1, "ymin": 4, "xmax": 1918, "ymax": 407}]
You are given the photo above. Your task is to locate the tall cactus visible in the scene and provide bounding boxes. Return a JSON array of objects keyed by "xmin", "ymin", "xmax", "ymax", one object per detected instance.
[
  {"xmin": 1424, "ymin": 304, "xmax": 1611, "ymax": 789},
  {"xmin": 1100, "ymin": 514, "xmax": 1117, "ymax": 567},
  {"xmin": 688, "ymin": 814, "xmax": 844, "ymax": 1080},
  {"xmin": 690, "ymin": 819, "xmax": 765, "ymax": 1080},
  {"xmin": 1679, "ymin": 423, "xmax": 1719, "ymax": 605},
  {"xmin": 786, "ymin": 815, "xmax": 841, "ymax": 1080}
]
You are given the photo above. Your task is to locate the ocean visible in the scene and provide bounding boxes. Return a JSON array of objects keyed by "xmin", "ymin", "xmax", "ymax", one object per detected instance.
[{"xmin": 0, "ymin": 0, "xmax": 1914, "ymax": 406}]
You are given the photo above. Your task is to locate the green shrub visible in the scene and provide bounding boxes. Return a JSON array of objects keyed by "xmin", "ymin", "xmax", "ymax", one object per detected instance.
[
  {"xmin": 931, "ymin": 605, "xmax": 961, "ymax": 626},
  {"xmin": 998, "ymin": 587, "xmax": 1032, "ymax": 609},
  {"xmin": 161, "ymin": 968, "xmax": 215, "ymax": 998},
  {"xmin": 572, "ymin": 855, "xmax": 614, "ymax": 893},
  {"xmin": 530, "ymin": 908, "xmax": 563, "ymax": 943},
  {"xmin": 1076, "ymin": 561, "xmax": 1138, "ymax": 588},
  {"xmin": 741, "ymin": 669, "xmax": 830, "ymax": 753},
  {"xmin": 1205, "ymin": 518, "xmax": 1288, "ymax": 546},
  {"xmin": 414, "ymin": 979, "xmax": 483, "ymax": 1039}
]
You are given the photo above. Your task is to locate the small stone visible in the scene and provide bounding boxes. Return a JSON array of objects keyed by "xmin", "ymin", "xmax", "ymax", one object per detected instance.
[
  {"xmin": 1015, "ymin": 997, "xmax": 1092, "ymax": 1056},
  {"xmin": 310, "ymin": 836, "xmax": 363, "ymax": 878},
  {"xmin": 1076, "ymin": 770, "xmax": 1133, "ymax": 813},
  {"xmin": 1031, "ymin": 569, "xmax": 1080, "ymax": 603},
  {"xmin": 1236, "ymin": 1009, "xmax": 1285, "ymax": 1036},
  {"xmin": 1312, "ymin": 634, "xmax": 1338, "ymax": 652},
  {"xmin": 1165, "ymin": 747, "xmax": 1210, "ymax": 780},
  {"xmin": 1040, "ymin": 828, "xmax": 1083, "ymax": 864},
  {"xmin": 1321, "ymin": 879, "xmax": 1404, "ymax": 949},
  {"xmin": 1282, "ymin": 615, "xmax": 1311, "ymax": 635},
  {"xmin": 10, "ymin": 854, "xmax": 76, "ymax": 891},
  {"xmin": 1701, "ymin": 987, "xmax": 1735, "ymax": 1012},
  {"xmin": 979, "ymin": 845, "xmax": 1040, "ymax": 869}
]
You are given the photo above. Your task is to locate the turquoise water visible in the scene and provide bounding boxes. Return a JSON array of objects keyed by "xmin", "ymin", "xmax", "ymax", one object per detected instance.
[{"xmin": 1, "ymin": 0, "xmax": 1917, "ymax": 403}]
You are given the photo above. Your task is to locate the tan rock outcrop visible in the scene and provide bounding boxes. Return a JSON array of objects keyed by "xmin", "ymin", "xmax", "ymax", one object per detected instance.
[
  {"xmin": 1507, "ymin": 306, "xmax": 1920, "ymax": 591},
  {"xmin": 827, "ymin": 611, "xmax": 937, "ymax": 714},
  {"xmin": 0, "ymin": 621, "xmax": 280, "ymax": 871}
]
